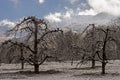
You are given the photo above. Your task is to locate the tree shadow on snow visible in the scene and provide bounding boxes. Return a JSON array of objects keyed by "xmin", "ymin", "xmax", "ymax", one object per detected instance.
[
  {"xmin": 18, "ymin": 69, "xmax": 63, "ymax": 75},
  {"xmin": 70, "ymin": 66, "xmax": 101, "ymax": 70},
  {"xmin": 0, "ymin": 69, "xmax": 63, "ymax": 79},
  {"xmin": 73, "ymin": 72, "xmax": 120, "ymax": 78},
  {"xmin": 0, "ymin": 72, "xmax": 27, "ymax": 79}
]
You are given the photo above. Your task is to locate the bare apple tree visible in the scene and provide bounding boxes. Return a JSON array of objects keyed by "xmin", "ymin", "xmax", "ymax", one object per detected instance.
[
  {"xmin": 80, "ymin": 24, "xmax": 117, "ymax": 74},
  {"xmin": 79, "ymin": 24, "xmax": 98, "ymax": 68},
  {"xmin": 3, "ymin": 16, "xmax": 62, "ymax": 73},
  {"xmin": 94, "ymin": 26, "xmax": 117, "ymax": 74}
]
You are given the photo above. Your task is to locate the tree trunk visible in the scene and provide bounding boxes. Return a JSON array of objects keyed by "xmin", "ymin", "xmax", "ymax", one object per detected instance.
[
  {"xmin": 34, "ymin": 21, "xmax": 39, "ymax": 73},
  {"xmin": 91, "ymin": 59, "xmax": 95, "ymax": 68},
  {"xmin": 101, "ymin": 29, "xmax": 108, "ymax": 74},
  {"xmin": 71, "ymin": 58, "xmax": 74, "ymax": 66},
  {"xmin": 21, "ymin": 61, "xmax": 24, "ymax": 69},
  {"xmin": 102, "ymin": 51, "xmax": 106, "ymax": 74},
  {"xmin": 102, "ymin": 61, "xmax": 105, "ymax": 74},
  {"xmin": 91, "ymin": 50, "xmax": 95, "ymax": 68},
  {"xmin": 91, "ymin": 25, "xmax": 95, "ymax": 68},
  {"xmin": 20, "ymin": 44, "xmax": 24, "ymax": 70},
  {"xmin": 34, "ymin": 64, "xmax": 39, "ymax": 73}
]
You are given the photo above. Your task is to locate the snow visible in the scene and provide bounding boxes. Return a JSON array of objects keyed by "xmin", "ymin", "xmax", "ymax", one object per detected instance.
[{"xmin": 0, "ymin": 61, "xmax": 120, "ymax": 80}]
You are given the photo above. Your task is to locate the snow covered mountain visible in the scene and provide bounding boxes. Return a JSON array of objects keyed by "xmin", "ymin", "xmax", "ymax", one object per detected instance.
[
  {"xmin": 0, "ymin": 13, "xmax": 119, "ymax": 42},
  {"xmin": 48, "ymin": 12, "xmax": 116, "ymax": 32}
]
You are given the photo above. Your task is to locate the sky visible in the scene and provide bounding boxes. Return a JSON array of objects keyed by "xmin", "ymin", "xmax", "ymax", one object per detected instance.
[
  {"xmin": 0, "ymin": 0, "xmax": 120, "ymax": 24},
  {"xmin": 0, "ymin": 0, "xmax": 87, "ymax": 21},
  {"xmin": 1, "ymin": 0, "xmax": 120, "ymax": 25},
  {"xmin": 0, "ymin": 0, "xmax": 120, "ymax": 39}
]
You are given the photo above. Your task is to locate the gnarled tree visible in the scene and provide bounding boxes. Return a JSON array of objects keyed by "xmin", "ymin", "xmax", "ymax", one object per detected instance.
[
  {"xmin": 4, "ymin": 16, "xmax": 62, "ymax": 73},
  {"xmin": 93, "ymin": 26, "xmax": 117, "ymax": 74}
]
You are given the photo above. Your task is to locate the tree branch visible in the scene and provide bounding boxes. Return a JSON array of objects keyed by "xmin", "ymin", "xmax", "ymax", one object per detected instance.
[
  {"xmin": 38, "ymin": 55, "xmax": 56, "ymax": 65},
  {"xmin": 2, "ymin": 40, "xmax": 34, "ymax": 53},
  {"xmin": 37, "ymin": 28, "xmax": 63, "ymax": 44}
]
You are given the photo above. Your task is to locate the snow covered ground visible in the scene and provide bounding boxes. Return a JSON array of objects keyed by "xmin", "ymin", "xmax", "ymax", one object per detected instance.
[{"xmin": 0, "ymin": 60, "xmax": 120, "ymax": 80}]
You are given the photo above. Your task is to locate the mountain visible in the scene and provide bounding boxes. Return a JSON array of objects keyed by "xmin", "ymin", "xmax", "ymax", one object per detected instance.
[
  {"xmin": 0, "ymin": 13, "xmax": 119, "ymax": 42},
  {"xmin": 58, "ymin": 12, "xmax": 117, "ymax": 32}
]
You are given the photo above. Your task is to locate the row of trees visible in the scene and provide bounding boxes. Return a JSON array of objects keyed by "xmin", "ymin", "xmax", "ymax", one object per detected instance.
[{"xmin": 0, "ymin": 16, "xmax": 120, "ymax": 74}]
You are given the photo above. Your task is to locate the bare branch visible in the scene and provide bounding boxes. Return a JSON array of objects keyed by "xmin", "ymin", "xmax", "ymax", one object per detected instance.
[
  {"xmin": 2, "ymin": 40, "xmax": 34, "ymax": 53},
  {"xmin": 37, "ymin": 28, "xmax": 63, "ymax": 44}
]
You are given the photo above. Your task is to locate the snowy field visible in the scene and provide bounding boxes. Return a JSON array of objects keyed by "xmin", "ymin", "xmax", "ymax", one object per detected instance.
[{"xmin": 0, "ymin": 60, "xmax": 120, "ymax": 80}]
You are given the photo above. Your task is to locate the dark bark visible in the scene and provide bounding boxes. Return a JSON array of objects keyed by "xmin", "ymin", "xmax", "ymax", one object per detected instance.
[
  {"xmin": 91, "ymin": 24, "xmax": 96, "ymax": 68},
  {"xmin": 34, "ymin": 21, "xmax": 39, "ymax": 73},
  {"xmin": 21, "ymin": 61, "xmax": 24, "ymax": 70},
  {"xmin": 102, "ymin": 62, "xmax": 106, "ymax": 74},
  {"xmin": 101, "ymin": 29, "xmax": 108, "ymax": 74},
  {"xmin": 20, "ymin": 44, "xmax": 24, "ymax": 69},
  {"xmin": 91, "ymin": 59, "xmax": 95, "ymax": 68},
  {"xmin": 34, "ymin": 64, "xmax": 39, "ymax": 74}
]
